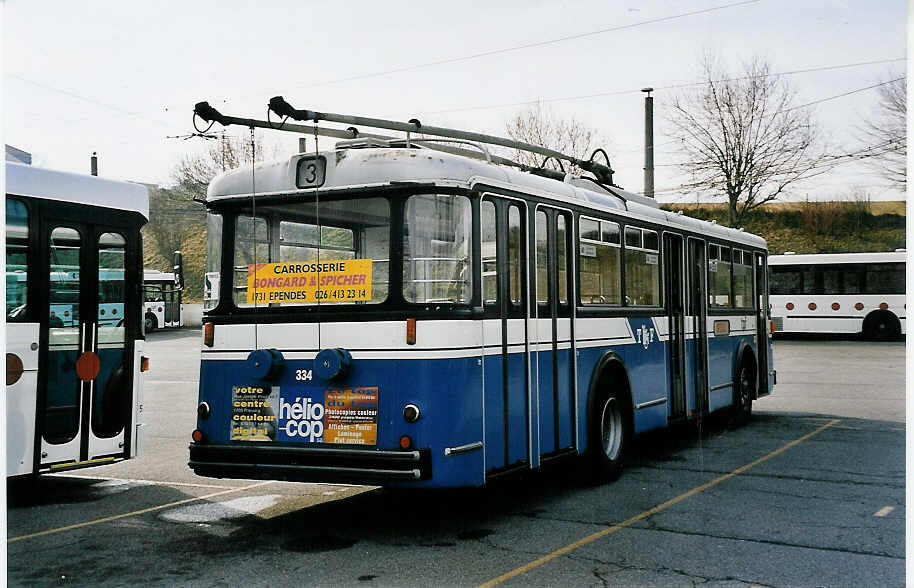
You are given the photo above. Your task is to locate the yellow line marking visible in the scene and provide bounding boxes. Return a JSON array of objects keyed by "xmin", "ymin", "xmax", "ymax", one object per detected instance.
[
  {"xmin": 50, "ymin": 473, "xmax": 235, "ymax": 490},
  {"xmin": 477, "ymin": 419, "xmax": 840, "ymax": 588},
  {"xmin": 874, "ymin": 506, "xmax": 895, "ymax": 517},
  {"xmin": 8, "ymin": 481, "xmax": 273, "ymax": 543}
]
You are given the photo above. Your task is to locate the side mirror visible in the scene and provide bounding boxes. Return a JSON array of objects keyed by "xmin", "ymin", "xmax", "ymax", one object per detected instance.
[{"xmin": 173, "ymin": 251, "xmax": 185, "ymax": 292}]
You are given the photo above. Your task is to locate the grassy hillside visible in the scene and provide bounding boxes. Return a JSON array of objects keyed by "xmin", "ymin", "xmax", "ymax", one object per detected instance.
[
  {"xmin": 662, "ymin": 201, "xmax": 906, "ymax": 254},
  {"xmin": 143, "ymin": 228, "xmax": 207, "ymax": 303}
]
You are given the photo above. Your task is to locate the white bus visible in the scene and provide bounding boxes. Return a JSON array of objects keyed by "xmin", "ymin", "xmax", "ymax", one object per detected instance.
[
  {"xmin": 6, "ymin": 161, "xmax": 151, "ymax": 476},
  {"xmin": 143, "ymin": 269, "xmax": 183, "ymax": 331},
  {"xmin": 769, "ymin": 251, "xmax": 905, "ymax": 340}
]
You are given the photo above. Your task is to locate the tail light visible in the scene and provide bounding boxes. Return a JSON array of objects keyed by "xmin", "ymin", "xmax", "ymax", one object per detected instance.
[
  {"xmin": 770, "ymin": 320, "xmax": 776, "ymax": 336},
  {"xmin": 141, "ymin": 356, "xmax": 150, "ymax": 372},
  {"xmin": 192, "ymin": 429, "xmax": 205, "ymax": 442},
  {"xmin": 203, "ymin": 322, "xmax": 214, "ymax": 347},
  {"xmin": 399, "ymin": 435, "xmax": 413, "ymax": 450}
]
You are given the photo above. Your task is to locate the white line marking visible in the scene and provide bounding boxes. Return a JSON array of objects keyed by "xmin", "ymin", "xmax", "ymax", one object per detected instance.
[
  {"xmin": 51, "ymin": 473, "xmax": 234, "ymax": 490},
  {"xmin": 874, "ymin": 506, "xmax": 895, "ymax": 517},
  {"xmin": 144, "ymin": 380, "xmax": 198, "ymax": 384}
]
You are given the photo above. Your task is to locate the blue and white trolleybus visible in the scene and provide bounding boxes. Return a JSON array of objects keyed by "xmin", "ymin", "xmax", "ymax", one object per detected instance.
[{"xmin": 188, "ymin": 99, "xmax": 775, "ymax": 487}]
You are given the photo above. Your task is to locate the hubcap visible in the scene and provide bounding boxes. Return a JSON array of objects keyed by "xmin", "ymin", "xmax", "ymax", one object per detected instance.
[
  {"xmin": 739, "ymin": 367, "xmax": 751, "ymax": 409},
  {"xmin": 601, "ymin": 397, "xmax": 623, "ymax": 460}
]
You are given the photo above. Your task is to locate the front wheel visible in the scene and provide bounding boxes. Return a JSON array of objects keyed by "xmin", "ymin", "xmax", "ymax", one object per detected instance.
[{"xmin": 588, "ymin": 390, "xmax": 630, "ymax": 482}]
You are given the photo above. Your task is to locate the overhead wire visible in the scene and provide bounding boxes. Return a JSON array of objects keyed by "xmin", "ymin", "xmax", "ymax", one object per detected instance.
[
  {"xmin": 278, "ymin": 0, "xmax": 762, "ymax": 92},
  {"xmin": 424, "ymin": 57, "xmax": 907, "ymax": 116}
]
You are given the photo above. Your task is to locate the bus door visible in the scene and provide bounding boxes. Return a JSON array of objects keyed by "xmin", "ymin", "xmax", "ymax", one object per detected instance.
[
  {"xmin": 481, "ymin": 197, "xmax": 530, "ymax": 472},
  {"xmin": 533, "ymin": 206, "xmax": 576, "ymax": 459},
  {"xmin": 663, "ymin": 233, "xmax": 687, "ymax": 421},
  {"xmin": 163, "ymin": 285, "xmax": 181, "ymax": 327},
  {"xmin": 754, "ymin": 252, "xmax": 770, "ymax": 394},
  {"xmin": 39, "ymin": 219, "xmax": 136, "ymax": 468},
  {"xmin": 686, "ymin": 238, "xmax": 709, "ymax": 417}
]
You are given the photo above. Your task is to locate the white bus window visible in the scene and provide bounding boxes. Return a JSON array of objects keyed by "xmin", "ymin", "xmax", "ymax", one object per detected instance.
[
  {"xmin": 403, "ymin": 194, "xmax": 471, "ymax": 304},
  {"xmin": 624, "ymin": 227, "xmax": 659, "ymax": 306},
  {"xmin": 579, "ymin": 217, "xmax": 621, "ymax": 305},
  {"xmin": 6, "ymin": 198, "xmax": 28, "ymax": 321},
  {"xmin": 865, "ymin": 263, "xmax": 905, "ymax": 294}
]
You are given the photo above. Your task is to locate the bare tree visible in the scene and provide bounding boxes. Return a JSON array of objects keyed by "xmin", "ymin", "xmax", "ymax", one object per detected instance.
[
  {"xmin": 859, "ymin": 75, "xmax": 906, "ymax": 188},
  {"xmin": 505, "ymin": 103, "xmax": 609, "ymax": 176},
  {"xmin": 172, "ymin": 132, "xmax": 270, "ymax": 200},
  {"xmin": 143, "ymin": 133, "xmax": 276, "ymax": 299},
  {"xmin": 667, "ymin": 55, "xmax": 826, "ymax": 227}
]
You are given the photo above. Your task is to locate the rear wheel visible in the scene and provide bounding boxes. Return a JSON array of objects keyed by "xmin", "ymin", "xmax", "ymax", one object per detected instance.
[
  {"xmin": 863, "ymin": 311, "xmax": 901, "ymax": 341},
  {"xmin": 733, "ymin": 357, "xmax": 755, "ymax": 425},
  {"xmin": 588, "ymin": 388, "xmax": 630, "ymax": 482}
]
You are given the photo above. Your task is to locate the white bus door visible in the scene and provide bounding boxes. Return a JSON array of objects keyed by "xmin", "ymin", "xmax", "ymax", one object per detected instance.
[
  {"xmin": 481, "ymin": 197, "xmax": 530, "ymax": 472},
  {"xmin": 39, "ymin": 222, "xmax": 134, "ymax": 469}
]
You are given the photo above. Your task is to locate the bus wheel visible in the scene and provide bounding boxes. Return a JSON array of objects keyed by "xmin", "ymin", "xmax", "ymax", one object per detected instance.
[
  {"xmin": 863, "ymin": 310, "xmax": 900, "ymax": 341},
  {"xmin": 733, "ymin": 357, "xmax": 755, "ymax": 425},
  {"xmin": 144, "ymin": 314, "xmax": 157, "ymax": 333},
  {"xmin": 589, "ymin": 389, "xmax": 630, "ymax": 482}
]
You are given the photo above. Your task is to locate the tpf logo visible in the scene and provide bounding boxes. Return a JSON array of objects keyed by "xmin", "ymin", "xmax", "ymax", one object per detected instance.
[{"xmin": 635, "ymin": 324, "xmax": 656, "ymax": 349}]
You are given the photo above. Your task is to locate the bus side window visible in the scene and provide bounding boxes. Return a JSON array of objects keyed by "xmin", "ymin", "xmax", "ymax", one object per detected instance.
[
  {"xmin": 535, "ymin": 211, "xmax": 548, "ymax": 304},
  {"xmin": 708, "ymin": 244, "xmax": 731, "ymax": 308},
  {"xmin": 579, "ymin": 216, "xmax": 621, "ymax": 305},
  {"xmin": 623, "ymin": 226, "xmax": 660, "ymax": 306},
  {"xmin": 6, "ymin": 197, "xmax": 29, "ymax": 321},
  {"xmin": 508, "ymin": 205, "xmax": 522, "ymax": 305},
  {"xmin": 481, "ymin": 200, "xmax": 497, "ymax": 305}
]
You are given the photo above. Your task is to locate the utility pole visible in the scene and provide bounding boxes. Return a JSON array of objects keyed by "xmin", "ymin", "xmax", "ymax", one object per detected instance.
[{"xmin": 642, "ymin": 87, "xmax": 654, "ymax": 198}]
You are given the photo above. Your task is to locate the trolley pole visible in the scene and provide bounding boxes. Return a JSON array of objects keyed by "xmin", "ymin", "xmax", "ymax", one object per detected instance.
[{"xmin": 642, "ymin": 87, "xmax": 654, "ymax": 198}]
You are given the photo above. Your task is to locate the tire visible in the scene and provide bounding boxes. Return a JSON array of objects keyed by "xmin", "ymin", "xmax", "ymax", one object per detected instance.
[
  {"xmin": 588, "ymin": 388, "xmax": 631, "ymax": 482},
  {"xmin": 863, "ymin": 311, "xmax": 901, "ymax": 341},
  {"xmin": 733, "ymin": 357, "xmax": 755, "ymax": 425},
  {"xmin": 144, "ymin": 314, "xmax": 157, "ymax": 333}
]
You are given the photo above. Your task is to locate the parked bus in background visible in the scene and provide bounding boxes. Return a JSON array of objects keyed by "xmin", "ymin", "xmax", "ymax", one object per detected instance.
[
  {"xmin": 143, "ymin": 269, "xmax": 183, "ymax": 332},
  {"xmin": 769, "ymin": 251, "xmax": 905, "ymax": 340},
  {"xmin": 187, "ymin": 99, "xmax": 775, "ymax": 488},
  {"xmin": 6, "ymin": 161, "xmax": 152, "ymax": 476}
]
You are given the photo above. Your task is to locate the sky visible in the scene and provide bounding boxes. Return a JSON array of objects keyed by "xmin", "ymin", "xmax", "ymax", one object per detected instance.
[{"xmin": 3, "ymin": 0, "xmax": 908, "ymax": 203}]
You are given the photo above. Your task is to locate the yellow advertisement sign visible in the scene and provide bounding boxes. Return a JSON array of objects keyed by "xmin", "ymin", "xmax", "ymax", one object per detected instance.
[
  {"xmin": 247, "ymin": 260, "xmax": 372, "ymax": 304},
  {"xmin": 323, "ymin": 386, "xmax": 378, "ymax": 445}
]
